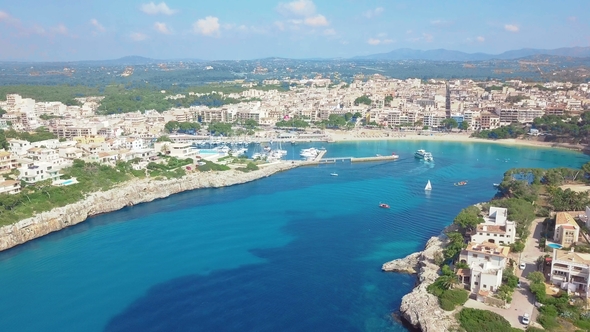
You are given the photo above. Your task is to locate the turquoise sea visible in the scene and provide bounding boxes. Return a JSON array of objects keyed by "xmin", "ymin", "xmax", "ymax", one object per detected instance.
[{"xmin": 0, "ymin": 140, "xmax": 587, "ymax": 332}]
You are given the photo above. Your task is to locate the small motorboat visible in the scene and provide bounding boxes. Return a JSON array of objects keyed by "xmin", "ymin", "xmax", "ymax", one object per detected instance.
[
  {"xmin": 330, "ymin": 172, "xmax": 338, "ymax": 176},
  {"xmin": 454, "ymin": 181, "xmax": 468, "ymax": 186},
  {"xmin": 379, "ymin": 203, "xmax": 390, "ymax": 209},
  {"xmin": 493, "ymin": 183, "xmax": 500, "ymax": 187}
]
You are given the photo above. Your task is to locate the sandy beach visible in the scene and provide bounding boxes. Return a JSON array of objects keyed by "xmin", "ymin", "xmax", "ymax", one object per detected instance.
[{"xmin": 324, "ymin": 129, "xmax": 588, "ymax": 152}]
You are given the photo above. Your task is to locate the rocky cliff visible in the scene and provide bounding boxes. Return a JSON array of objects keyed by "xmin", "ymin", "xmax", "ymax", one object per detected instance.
[
  {"xmin": 0, "ymin": 162, "xmax": 297, "ymax": 252},
  {"xmin": 383, "ymin": 233, "xmax": 461, "ymax": 332}
]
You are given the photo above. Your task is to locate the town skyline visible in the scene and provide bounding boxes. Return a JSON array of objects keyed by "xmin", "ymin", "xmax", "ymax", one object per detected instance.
[{"xmin": 1, "ymin": 0, "xmax": 589, "ymax": 62}]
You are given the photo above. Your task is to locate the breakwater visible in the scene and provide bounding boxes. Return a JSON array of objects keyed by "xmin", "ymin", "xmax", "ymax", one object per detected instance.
[{"xmin": 0, "ymin": 162, "xmax": 297, "ymax": 252}]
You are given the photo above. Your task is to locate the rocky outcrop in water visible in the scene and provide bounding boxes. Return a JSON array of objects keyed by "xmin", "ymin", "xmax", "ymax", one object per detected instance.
[
  {"xmin": 384, "ymin": 233, "xmax": 461, "ymax": 332},
  {"xmin": 382, "ymin": 252, "xmax": 421, "ymax": 274},
  {"xmin": 0, "ymin": 162, "xmax": 297, "ymax": 252}
]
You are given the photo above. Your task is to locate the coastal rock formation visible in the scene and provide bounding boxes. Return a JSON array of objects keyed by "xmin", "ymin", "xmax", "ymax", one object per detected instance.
[
  {"xmin": 382, "ymin": 252, "xmax": 421, "ymax": 274},
  {"xmin": 385, "ymin": 233, "xmax": 461, "ymax": 332},
  {"xmin": 0, "ymin": 162, "xmax": 297, "ymax": 252}
]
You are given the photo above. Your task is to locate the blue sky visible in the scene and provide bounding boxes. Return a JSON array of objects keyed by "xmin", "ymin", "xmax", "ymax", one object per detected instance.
[{"xmin": 0, "ymin": 0, "xmax": 589, "ymax": 61}]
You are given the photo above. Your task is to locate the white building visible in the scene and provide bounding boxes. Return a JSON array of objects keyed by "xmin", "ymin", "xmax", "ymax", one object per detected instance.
[
  {"xmin": 470, "ymin": 207, "xmax": 516, "ymax": 245},
  {"xmin": 8, "ymin": 139, "xmax": 32, "ymax": 156},
  {"xmin": 550, "ymin": 248, "xmax": 590, "ymax": 298},
  {"xmin": 458, "ymin": 242, "xmax": 510, "ymax": 296},
  {"xmin": 18, "ymin": 162, "xmax": 62, "ymax": 184},
  {"xmin": 0, "ymin": 176, "xmax": 21, "ymax": 194}
]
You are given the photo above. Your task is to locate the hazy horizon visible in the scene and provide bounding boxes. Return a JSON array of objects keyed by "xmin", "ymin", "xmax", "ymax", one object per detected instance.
[{"xmin": 1, "ymin": 0, "xmax": 589, "ymax": 62}]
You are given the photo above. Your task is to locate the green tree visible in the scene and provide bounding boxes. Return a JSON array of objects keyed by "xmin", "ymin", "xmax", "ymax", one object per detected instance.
[
  {"xmin": 510, "ymin": 241, "xmax": 525, "ymax": 252},
  {"xmin": 384, "ymin": 95, "xmax": 393, "ymax": 106},
  {"xmin": 354, "ymin": 95, "xmax": 372, "ymax": 106},
  {"xmin": 453, "ymin": 206, "xmax": 483, "ymax": 231},
  {"xmin": 208, "ymin": 122, "xmax": 233, "ymax": 136},
  {"xmin": 459, "ymin": 121, "xmax": 469, "ymax": 131},
  {"xmin": 527, "ymin": 271, "xmax": 545, "ymax": 284},
  {"xmin": 440, "ymin": 118, "xmax": 458, "ymax": 130}
]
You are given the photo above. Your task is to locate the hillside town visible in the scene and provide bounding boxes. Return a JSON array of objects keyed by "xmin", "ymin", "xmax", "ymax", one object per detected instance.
[{"xmin": 1, "ymin": 76, "xmax": 590, "ymax": 197}]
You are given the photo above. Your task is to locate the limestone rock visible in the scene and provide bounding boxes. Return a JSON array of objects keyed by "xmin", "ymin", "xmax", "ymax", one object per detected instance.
[
  {"xmin": 0, "ymin": 162, "xmax": 297, "ymax": 252},
  {"xmin": 385, "ymin": 232, "xmax": 461, "ymax": 332},
  {"xmin": 382, "ymin": 252, "xmax": 421, "ymax": 273}
]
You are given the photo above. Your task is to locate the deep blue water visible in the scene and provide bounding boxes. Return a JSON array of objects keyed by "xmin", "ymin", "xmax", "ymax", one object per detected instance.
[{"xmin": 0, "ymin": 141, "xmax": 587, "ymax": 332}]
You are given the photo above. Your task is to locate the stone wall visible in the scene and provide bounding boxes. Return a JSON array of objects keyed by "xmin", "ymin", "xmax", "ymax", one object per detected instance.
[{"xmin": 0, "ymin": 162, "xmax": 297, "ymax": 252}]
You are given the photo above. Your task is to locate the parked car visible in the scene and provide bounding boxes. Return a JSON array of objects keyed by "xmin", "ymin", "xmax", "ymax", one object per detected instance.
[
  {"xmin": 522, "ymin": 313, "xmax": 530, "ymax": 325},
  {"xmin": 519, "ymin": 262, "xmax": 526, "ymax": 270}
]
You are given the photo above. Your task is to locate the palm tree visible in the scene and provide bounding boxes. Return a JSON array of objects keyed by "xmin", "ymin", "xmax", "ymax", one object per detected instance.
[{"xmin": 439, "ymin": 275, "xmax": 459, "ymax": 290}]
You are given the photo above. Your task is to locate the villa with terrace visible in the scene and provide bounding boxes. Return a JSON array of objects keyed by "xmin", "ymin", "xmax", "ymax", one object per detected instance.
[
  {"xmin": 553, "ymin": 212, "xmax": 580, "ymax": 249},
  {"xmin": 550, "ymin": 248, "xmax": 590, "ymax": 298},
  {"xmin": 457, "ymin": 242, "xmax": 511, "ymax": 299},
  {"xmin": 469, "ymin": 206, "xmax": 516, "ymax": 245}
]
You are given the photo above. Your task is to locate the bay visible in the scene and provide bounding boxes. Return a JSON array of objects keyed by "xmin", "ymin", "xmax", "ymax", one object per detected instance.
[{"xmin": 0, "ymin": 140, "xmax": 587, "ymax": 332}]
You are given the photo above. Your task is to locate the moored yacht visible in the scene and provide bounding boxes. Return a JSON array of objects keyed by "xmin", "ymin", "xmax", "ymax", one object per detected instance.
[{"xmin": 414, "ymin": 149, "xmax": 434, "ymax": 162}]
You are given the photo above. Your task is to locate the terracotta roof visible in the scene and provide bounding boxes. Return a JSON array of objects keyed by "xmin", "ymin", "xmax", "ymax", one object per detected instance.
[
  {"xmin": 456, "ymin": 268, "xmax": 471, "ymax": 276},
  {"xmin": 556, "ymin": 212, "xmax": 578, "ymax": 227},
  {"xmin": 476, "ymin": 224, "xmax": 506, "ymax": 233}
]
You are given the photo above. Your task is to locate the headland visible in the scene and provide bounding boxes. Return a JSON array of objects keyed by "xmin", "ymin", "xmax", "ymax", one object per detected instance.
[{"xmin": 0, "ymin": 161, "xmax": 297, "ymax": 252}]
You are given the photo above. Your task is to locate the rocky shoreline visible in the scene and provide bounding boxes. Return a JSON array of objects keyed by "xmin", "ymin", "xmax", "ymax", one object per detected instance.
[
  {"xmin": 382, "ymin": 231, "xmax": 460, "ymax": 332},
  {"xmin": 0, "ymin": 161, "xmax": 298, "ymax": 252}
]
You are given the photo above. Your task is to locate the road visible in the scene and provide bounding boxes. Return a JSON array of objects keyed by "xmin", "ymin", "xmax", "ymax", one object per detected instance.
[{"xmin": 464, "ymin": 218, "xmax": 545, "ymax": 329}]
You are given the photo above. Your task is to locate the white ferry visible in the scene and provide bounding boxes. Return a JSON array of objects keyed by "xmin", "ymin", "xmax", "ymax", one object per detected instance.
[{"xmin": 414, "ymin": 149, "xmax": 434, "ymax": 162}]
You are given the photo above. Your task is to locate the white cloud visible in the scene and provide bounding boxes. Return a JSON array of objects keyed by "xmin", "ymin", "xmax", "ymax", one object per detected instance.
[
  {"xmin": 323, "ymin": 28, "xmax": 336, "ymax": 36},
  {"xmin": 154, "ymin": 22, "xmax": 171, "ymax": 34},
  {"xmin": 304, "ymin": 14, "xmax": 328, "ymax": 27},
  {"xmin": 367, "ymin": 38, "xmax": 394, "ymax": 45},
  {"xmin": 277, "ymin": 0, "xmax": 316, "ymax": 17},
  {"xmin": 0, "ymin": 10, "xmax": 20, "ymax": 26},
  {"xmin": 0, "ymin": 11, "xmax": 10, "ymax": 21},
  {"xmin": 422, "ymin": 33, "xmax": 433, "ymax": 42},
  {"xmin": 363, "ymin": 7, "xmax": 384, "ymax": 19},
  {"xmin": 504, "ymin": 24, "xmax": 519, "ymax": 32},
  {"xmin": 140, "ymin": 2, "xmax": 176, "ymax": 15},
  {"xmin": 90, "ymin": 19, "xmax": 105, "ymax": 32},
  {"xmin": 226, "ymin": 24, "xmax": 267, "ymax": 34},
  {"xmin": 430, "ymin": 19, "xmax": 453, "ymax": 27},
  {"xmin": 193, "ymin": 16, "xmax": 220, "ymax": 36},
  {"xmin": 476, "ymin": 36, "xmax": 485, "ymax": 42},
  {"xmin": 52, "ymin": 23, "xmax": 68, "ymax": 35},
  {"xmin": 130, "ymin": 32, "xmax": 148, "ymax": 41},
  {"xmin": 367, "ymin": 38, "xmax": 381, "ymax": 45}
]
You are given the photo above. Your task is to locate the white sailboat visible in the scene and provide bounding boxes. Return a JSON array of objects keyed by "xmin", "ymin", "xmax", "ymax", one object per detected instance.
[{"xmin": 425, "ymin": 180, "xmax": 432, "ymax": 191}]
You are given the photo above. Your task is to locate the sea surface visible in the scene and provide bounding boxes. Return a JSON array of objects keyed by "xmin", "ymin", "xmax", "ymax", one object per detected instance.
[{"xmin": 0, "ymin": 140, "xmax": 587, "ymax": 332}]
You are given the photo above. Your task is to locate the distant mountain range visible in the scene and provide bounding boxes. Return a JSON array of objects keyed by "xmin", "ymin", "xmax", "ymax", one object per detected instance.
[
  {"xmin": 353, "ymin": 46, "xmax": 590, "ymax": 61},
  {"xmin": 71, "ymin": 56, "xmax": 207, "ymax": 66}
]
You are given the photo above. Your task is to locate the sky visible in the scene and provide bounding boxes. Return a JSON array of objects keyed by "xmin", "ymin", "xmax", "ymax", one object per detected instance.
[{"xmin": 0, "ymin": 0, "xmax": 589, "ymax": 62}]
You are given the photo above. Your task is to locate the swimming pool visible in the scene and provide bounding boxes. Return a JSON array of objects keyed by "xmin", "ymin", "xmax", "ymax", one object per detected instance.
[{"xmin": 547, "ymin": 243, "xmax": 562, "ymax": 249}]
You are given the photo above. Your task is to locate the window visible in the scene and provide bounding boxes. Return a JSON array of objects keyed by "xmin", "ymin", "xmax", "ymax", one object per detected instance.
[
  {"xmin": 487, "ymin": 233, "xmax": 490, "ymax": 236},
  {"xmin": 472, "ymin": 254, "xmax": 478, "ymax": 258},
  {"xmin": 474, "ymin": 282, "xmax": 479, "ymax": 285},
  {"xmin": 483, "ymin": 284, "xmax": 487, "ymax": 288}
]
